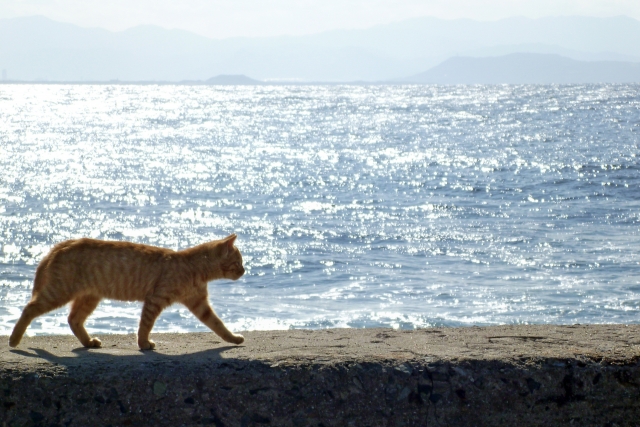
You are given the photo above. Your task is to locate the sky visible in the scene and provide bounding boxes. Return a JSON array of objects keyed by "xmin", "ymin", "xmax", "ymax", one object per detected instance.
[{"xmin": 1, "ymin": 0, "xmax": 639, "ymax": 39}]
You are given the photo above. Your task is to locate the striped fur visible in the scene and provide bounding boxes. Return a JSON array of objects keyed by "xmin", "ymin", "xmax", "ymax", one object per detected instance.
[{"xmin": 9, "ymin": 234, "xmax": 245, "ymax": 350}]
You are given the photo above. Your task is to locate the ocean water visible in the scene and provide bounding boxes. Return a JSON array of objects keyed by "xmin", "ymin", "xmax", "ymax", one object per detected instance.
[{"xmin": 0, "ymin": 84, "xmax": 639, "ymax": 337}]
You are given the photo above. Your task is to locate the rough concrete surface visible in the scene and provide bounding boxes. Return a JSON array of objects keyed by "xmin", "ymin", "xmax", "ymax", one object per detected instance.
[{"xmin": 1, "ymin": 325, "xmax": 639, "ymax": 426}]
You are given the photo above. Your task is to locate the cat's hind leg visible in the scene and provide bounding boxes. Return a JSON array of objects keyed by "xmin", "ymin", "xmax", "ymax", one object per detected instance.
[
  {"xmin": 183, "ymin": 296, "xmax": 244, "ymax": 345},
  {"xmin": 9, "ymin": 297, "xmax": 63, "ymax": 347},
  {"xmin": 68, "ymin": 295, "xmax": 102, "ymax": 348}
]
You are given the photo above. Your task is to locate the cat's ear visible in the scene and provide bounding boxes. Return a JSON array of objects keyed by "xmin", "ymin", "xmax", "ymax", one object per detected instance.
[{"xmin": 223, "ymin": 234, "xmax": 237, "ymax": 253}]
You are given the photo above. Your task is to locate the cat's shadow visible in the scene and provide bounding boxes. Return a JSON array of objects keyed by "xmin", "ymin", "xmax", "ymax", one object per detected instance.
[{"xmin": 10, "ymin": 344, "xmax": 241, "ymax": 368}]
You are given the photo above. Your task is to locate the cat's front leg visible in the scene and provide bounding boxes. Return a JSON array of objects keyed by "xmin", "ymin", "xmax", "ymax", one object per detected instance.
[
  {"xmin": 137, "ymin": 295, "xmax": 170, "ymax": 350},
  {"xmin": 183, "ymin": 296, "xmax": 244, "ymax": 345}
]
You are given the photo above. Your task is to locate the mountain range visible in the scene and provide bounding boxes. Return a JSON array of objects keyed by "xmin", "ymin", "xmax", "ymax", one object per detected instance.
[
  {"xmin": 1, "ymin": 15, "xmax": 640, "ymax": 83},
  {"xmin": 405, "ymin": 53, "xmax": 640, "ymax": 84}
]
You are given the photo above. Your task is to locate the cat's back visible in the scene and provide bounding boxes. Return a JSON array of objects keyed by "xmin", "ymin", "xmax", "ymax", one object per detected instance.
[
  {"xmin": 45, "ymin": 239, "xmax": 174, "ymax": 277},
  {"xmin": 51, "ymin": 237, "xmax": 168, "ymax": 256},
  {"xmin": 41, "ymin": 238, "xmax": 177, "ymax": 300}
]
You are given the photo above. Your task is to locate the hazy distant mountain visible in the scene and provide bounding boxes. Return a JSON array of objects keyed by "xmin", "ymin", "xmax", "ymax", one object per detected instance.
[
  {"xmin": 205, "ymin": 74, "xmax": 262, "ymax": 85},
  {"xmin": 405, "ymin": 53, "xmax": 640, "ymax": 84},
  {"xmin": 2, "ymin": 15, "xmax": 640, "ymax": 82}
]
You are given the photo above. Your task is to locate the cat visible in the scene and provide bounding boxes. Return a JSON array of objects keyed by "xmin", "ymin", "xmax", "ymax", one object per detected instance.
[{"xmin": 9, "ymin": 234, "xmax": 245, "ymax": 350}]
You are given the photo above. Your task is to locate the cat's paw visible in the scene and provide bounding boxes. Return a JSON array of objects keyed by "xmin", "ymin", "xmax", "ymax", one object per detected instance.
[
  {"xmin": 86, "ymin": 338, "xmax": 102, "ymax": 348},
  {"xmin": 8, "ymin": 335, "xmax": 21, "ymax": 348},
  {"xmin": 232, "ymin": 334, "xmax": 244, "ymax": 345},
  {"xmin": 138, "ymin": 339, "xmax": 156, "ymax": 351}
]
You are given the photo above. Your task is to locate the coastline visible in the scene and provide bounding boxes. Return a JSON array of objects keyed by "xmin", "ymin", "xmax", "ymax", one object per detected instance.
[{"xmin": 1, "ymin": 325, "xmax": 639, "ymax": 426}]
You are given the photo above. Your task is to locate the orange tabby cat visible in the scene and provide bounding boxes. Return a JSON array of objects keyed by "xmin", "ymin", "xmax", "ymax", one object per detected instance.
[{"xmin": 9, "ymin": 234, "xmax": 245, "ymax": 350}]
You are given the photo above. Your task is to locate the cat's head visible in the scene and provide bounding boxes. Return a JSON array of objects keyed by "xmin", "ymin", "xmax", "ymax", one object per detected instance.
[{"xmin": 218, "ymin": 234, "xmax": 245, "ymax": 280}]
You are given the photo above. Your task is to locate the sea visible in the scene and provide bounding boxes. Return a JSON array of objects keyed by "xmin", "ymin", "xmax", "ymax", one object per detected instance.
[{"xmin": 0, "ymin": 84, "xmax": 639, "ymax": 337}]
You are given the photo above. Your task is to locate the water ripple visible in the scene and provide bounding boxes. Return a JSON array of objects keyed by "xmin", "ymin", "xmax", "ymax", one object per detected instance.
[{"xmin": 1, "ymin": 84, "xmax": 639, "ymax": 336}]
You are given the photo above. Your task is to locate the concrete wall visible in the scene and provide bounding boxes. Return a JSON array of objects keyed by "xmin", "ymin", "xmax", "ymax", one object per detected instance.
[{"xmin": 1, "ymin": 326, "xmax": 639, "ymax": 426}]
